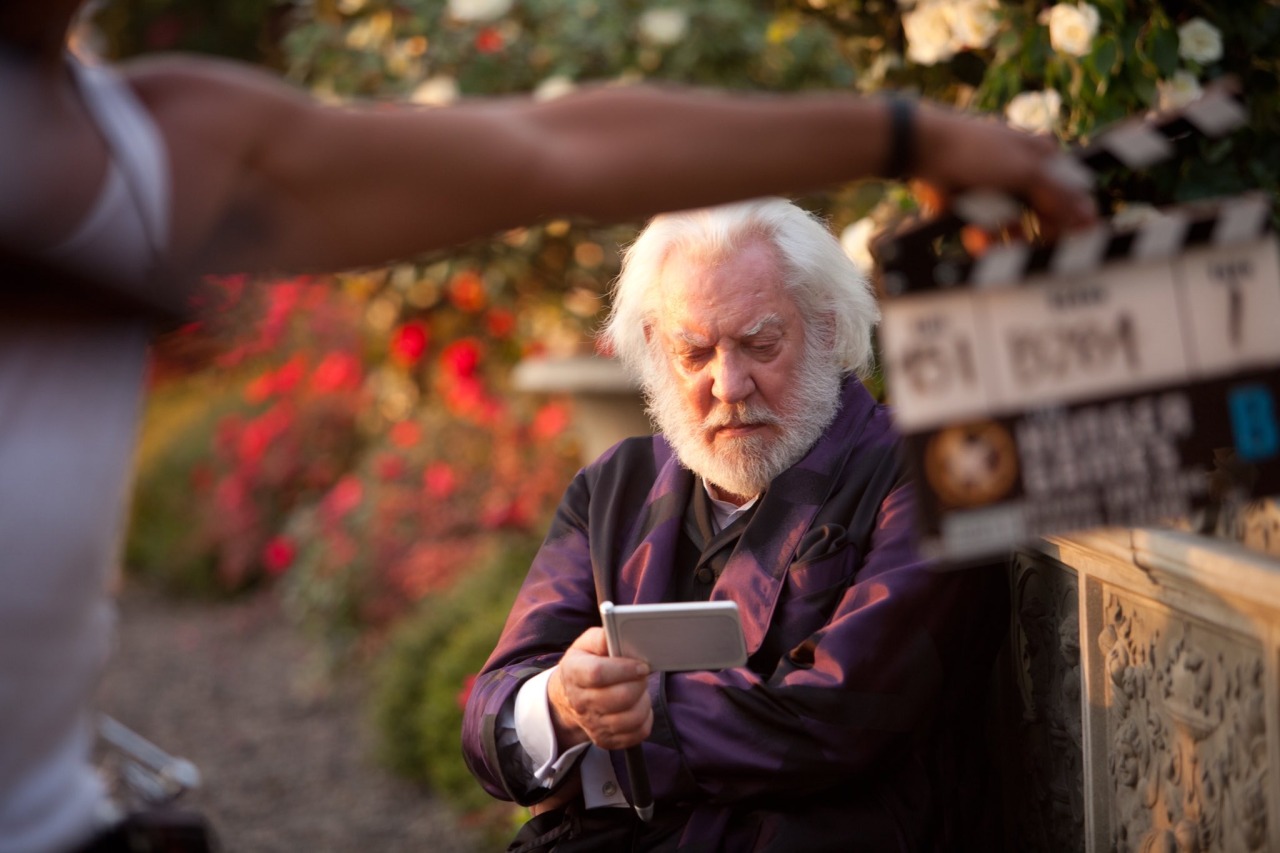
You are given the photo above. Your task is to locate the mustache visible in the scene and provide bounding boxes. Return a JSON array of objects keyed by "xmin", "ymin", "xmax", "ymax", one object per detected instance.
[{"xmin": 703, "ymin": 404, "xmax": 782, "ymax": 430}]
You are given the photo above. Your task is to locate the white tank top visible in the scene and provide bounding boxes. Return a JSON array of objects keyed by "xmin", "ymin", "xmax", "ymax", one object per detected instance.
[{"xmin": 0, "ymin": 57, "xmax": 169, "ymax": 853}]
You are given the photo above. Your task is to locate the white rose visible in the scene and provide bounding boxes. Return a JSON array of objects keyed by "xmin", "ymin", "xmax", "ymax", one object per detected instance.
[
  {"xmin": 1044, "ymin": 2, "xmax": 1100, "ymax": 57},
  {"xmin": 638, "ymin": 9, "xmax": 689, "ymax": 46},
  {"xmin": 1005, "ymin": 89, "xmax": 1061, "ymax": 133},
  {"xmin": 1157, "ymin": 70, "xmax": 1203, "ymax": 111},
  {"xmin": 903, "ymin": 1, "xmax": 957, "ymax": 66},
  {"xmin": 411, "ymin": 75, "xmax": 459, "ymax": 107},
  {"xmin": 1177, "ymin": 17, "xmax": 1222, "ymax": 64},
  {"xmin": 534, "ymin": 75, "xmax": 577, "ymax": 102},
  {"xmin": 950, "ymin": 0, "xmax": 1000, "ymax": 51},
  {"xmin": 447, "ymin": 0, "xmax": 514, "ymax": 23}
]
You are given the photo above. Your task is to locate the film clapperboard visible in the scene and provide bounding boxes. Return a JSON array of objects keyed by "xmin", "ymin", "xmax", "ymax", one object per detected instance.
[{"xmin": 875, "ymin": 82, "xmax": 1280, "ymax": 562}]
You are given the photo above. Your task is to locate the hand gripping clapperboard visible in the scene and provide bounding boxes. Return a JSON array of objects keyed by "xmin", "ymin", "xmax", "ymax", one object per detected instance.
[{"xmin": 874, "ymin": 81, "xmax": 1280, "ymax": 562}]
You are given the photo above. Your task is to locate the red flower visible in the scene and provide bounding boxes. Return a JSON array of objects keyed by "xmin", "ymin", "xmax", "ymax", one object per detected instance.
[
  {"xmin": 486, "ymin": 308, "xmax": 515, "ymax": 339},
  {"xmin": 272, "ymin": 355, "xmax": 307, "ymax": 395},
  {"xmin": 376, "ymin": 452, "xmax": 406, "ymax": 481},
  {"xmin": 311, "ymin": 351, "xmax": 363, "ymax": 393},
  {"xmin": 237, "ymin": 404, "xmax": 294, "ymax": 467},
  {"xmin": 440, "ymin": 339, "xmax": 482, "ymax": 379},
  {"xmin": 322, "ymin": 476, "xmax": 364, "ymax": 522},
  {"xmin": 213, "ymin": 474, "xmax": 250, "ymax": 518},
  {"xmin": 480, "ymin": 498, "xmax": 528, "ymax": 530},
  {"xmin": 531, "ymin": 402, "xmax": 570, "ymax": 441},
  {"xmin": 423, "ymin": 462, "xmax": 457, "ymax": 499},
  {"xmin": 389, "ymin": 420, "xmax": 423, "ymax": 449},
  {"xmin": 261, "ymin": 536, "xmax": 297, "ymax": 576},
  {"xmin": 448, "ymin": 271, "xmax": 487, "ymax": 313},
  {"xmin": 474, "ymin": 27, "xmax": 504, "ymax": 54},
  {"xmin": 444, "ymin": 375, "xmax": 486, "ymax": 415},
  {"xmin": 389, "ymin": 321, "xmax": 430, "ymax": 367}
]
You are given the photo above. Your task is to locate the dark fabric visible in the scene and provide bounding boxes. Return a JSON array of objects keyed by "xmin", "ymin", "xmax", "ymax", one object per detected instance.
[
  {"xmin": 670, "ymin": 481, "xmax": 754, "ymax": 603},
  {"xmin": 463, "ymin": 379, "xmax": 1009, "ymax": 851},
  {"xmin": 506, "ymin": 802, "xmax": 687, "ymax": 853},
  {"xmin": 70, "ymin": 810, "xmax": 218, "ymax": 853}
]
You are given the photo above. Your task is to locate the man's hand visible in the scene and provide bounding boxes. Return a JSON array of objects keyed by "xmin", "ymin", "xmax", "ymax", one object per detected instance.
[
  {"xmin": 914, "ymin": 103, "xmax": 1098, "ymax": 242},
  {"xmin": 548, "ymin": 628, "xmax": 652, "ymax": 751}
]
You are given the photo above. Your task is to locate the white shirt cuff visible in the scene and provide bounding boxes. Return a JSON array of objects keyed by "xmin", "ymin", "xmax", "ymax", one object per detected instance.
[
  {"xmin": 513, "ymin": 666, "xmax": 627, "ymax": 807},
  {"xmin": 514, "ymin": 666, "xmax": 587, "ymax": 786}
]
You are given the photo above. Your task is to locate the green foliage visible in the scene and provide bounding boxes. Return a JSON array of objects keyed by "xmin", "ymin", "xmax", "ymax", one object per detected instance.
[
  {"xmin": 370, "ymin": 532, "xmax": 540, "ymax": 829},
  {"xmin": 93, "ymin": 0, "xmax": 288, "ymax": 64},
  {"xmin": 126, "ymin": 375, "xmax": 248, "ymax": 596}
]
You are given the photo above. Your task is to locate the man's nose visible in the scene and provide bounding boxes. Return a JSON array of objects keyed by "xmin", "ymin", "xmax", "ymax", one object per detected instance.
[{"xmin": 710, "ymin": 351, "xmax": 754, "ymax": 404}]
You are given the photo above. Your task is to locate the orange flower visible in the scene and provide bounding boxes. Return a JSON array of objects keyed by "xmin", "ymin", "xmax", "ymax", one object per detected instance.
[{"xmin": 448, "ymin": 271, "xmax": 487, "ymax": 313}]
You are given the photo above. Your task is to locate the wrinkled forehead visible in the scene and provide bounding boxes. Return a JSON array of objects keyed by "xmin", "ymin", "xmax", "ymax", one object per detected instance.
[{"xmin": 653, "ymin": 237, "xmax": 792, "ymax": 329}]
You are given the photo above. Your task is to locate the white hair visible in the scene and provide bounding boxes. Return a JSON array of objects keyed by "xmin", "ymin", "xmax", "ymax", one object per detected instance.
[{"xmin": 599, "ymin": 197, "xmax": 880, "ymax": 382}]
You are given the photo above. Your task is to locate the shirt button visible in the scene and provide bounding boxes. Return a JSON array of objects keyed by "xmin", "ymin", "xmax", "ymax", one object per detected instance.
[
  {"xmin": 695, "ymin": 567, "xmax": 714, "ymax": 584},
  {"xmin": 602, "ymin": 781, "xmax": 619, "ymax": 797}
]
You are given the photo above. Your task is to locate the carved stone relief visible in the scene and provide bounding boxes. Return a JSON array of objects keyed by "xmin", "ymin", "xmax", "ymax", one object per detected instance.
[
  {"xmin": 1005, "ymin": 553, "xmax": 1086, "ymax": 852},
  {"xmin": 1097, "ymin": 590, "xmax": 1267, "ymax": 852},
  {"xmin": 1168, "ymin": 497, "xmax": 1280, "ymax": 561}
]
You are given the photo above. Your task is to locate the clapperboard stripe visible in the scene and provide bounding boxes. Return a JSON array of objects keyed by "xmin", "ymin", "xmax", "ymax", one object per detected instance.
[
  {"xmin": 1076, "ymin": 79, "xmax": 1247, "ymax": 172},
  {"xmin": 876, "ymin": 78, "xmax": 1251, "ymax": 297},
  {"xmin": 963, "ymin": 192, "xmax": 1273, "ymax": 289}
]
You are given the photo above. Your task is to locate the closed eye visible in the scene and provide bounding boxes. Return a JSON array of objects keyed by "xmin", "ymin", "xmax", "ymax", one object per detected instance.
[{"xmin": 674, "ymin": 346, "xmax": 713, "ymax": 369}]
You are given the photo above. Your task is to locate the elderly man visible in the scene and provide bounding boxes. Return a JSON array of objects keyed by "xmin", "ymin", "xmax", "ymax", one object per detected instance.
[{"xmin": 462, "ymin": 198, "xmax": 1007, "ymax": 851}]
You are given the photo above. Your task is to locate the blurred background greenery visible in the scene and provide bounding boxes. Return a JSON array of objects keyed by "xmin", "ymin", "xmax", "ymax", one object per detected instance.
[{"xmin": 90, "ymin": 0, "xmax": 1278, "ymax": 836}]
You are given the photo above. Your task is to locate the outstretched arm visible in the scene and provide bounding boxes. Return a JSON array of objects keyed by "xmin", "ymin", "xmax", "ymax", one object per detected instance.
[{"xmin": 127, "ymin": 57, "xmax": 1094, "ymax": 279}]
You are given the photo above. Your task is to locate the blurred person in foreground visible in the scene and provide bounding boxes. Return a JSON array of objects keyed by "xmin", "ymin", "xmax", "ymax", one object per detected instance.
[
  {"xmin": 462, "ymin": 198, "xmax": 1008, "ymax": 852},
  {"xmin": 0, "ymin": 1, "xmax": 1094, "ymax": 851}
]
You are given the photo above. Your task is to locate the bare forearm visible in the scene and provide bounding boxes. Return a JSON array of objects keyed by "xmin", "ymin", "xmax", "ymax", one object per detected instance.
[
  {"xmin": 169, "ymin": 65, "xmax": 1093, "ymax": 275},
  {"xmin": 516, "ymin": 85, "xmax": 899, "ymax": 223},
  {"xmin": 244, "ymin": 86, "xmax": 902, "ymax": 273}
]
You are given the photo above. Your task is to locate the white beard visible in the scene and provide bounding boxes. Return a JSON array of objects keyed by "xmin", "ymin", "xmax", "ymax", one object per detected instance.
[{"xmin": 642, "ymin": 343, "xmax": 845, "ymax": 500}]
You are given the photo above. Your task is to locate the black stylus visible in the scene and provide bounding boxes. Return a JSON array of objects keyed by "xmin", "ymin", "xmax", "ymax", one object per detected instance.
[{"xmin": 624, "ymin": 744, "xmax": 654, "ymax": 822}]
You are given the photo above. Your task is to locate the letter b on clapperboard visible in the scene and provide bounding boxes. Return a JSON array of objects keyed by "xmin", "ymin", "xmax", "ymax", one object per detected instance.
[{"xmin": 875, "ymin": 83, "xmax": 1280, "ymax": 561}]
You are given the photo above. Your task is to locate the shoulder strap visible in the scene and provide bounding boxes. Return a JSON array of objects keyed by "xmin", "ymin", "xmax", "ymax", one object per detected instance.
[{"xmin": 68, "ymin": 59, "xmax": 170, "ymax": 260}]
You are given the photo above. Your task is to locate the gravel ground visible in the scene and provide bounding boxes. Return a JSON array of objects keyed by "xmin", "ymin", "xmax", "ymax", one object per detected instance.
[{"xmin": 95, "ymin": 582, "xmax": 490, "ymax": 853}]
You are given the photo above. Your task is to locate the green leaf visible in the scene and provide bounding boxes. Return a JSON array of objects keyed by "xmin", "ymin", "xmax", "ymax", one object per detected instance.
[
  {"xmin": 1086, "ymin": 34, "xmax": 1120, "ymax": 83},
  {"xmin": 1148, "ymin": 22, "xmax": 1179, "ymax": 78}
]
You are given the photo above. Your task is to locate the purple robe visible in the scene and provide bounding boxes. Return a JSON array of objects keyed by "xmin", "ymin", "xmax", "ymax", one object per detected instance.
[{"xmin": 462, "ymin": 380, "xmax": 1007, "ymax": 851}]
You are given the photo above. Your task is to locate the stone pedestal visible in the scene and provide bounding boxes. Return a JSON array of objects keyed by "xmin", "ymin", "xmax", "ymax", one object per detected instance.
[
  {"xmin": 512, "ymin": 355, "xmax": 651, "ymax": 463},
  {"xmin": 1000, "ymin": 528, "xmax": 1280, "ymax": 852}
]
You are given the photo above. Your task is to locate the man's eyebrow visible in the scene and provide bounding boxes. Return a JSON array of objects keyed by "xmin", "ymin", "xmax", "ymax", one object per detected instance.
[
  {"xmin": 674, "ymin": 329, "xmax": 711, "ymax": 348},
  {"xmin": 673, "ymin": 314, "xmax": 785, "ymax": 348},
  {"xmin": 742, "ymin": 314, "xmax": 784, "ymax": 337}
]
